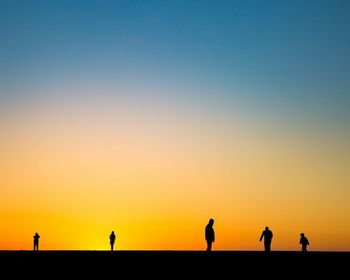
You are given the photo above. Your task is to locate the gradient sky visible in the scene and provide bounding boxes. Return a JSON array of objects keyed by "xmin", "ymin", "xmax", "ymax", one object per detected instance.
[{"xmin": 1, "ymin": 0, "xmax": 349, "ymax": 251}]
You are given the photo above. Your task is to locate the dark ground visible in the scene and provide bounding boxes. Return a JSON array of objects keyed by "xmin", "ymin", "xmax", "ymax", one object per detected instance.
[{"xmin": 1, "ymin": 250, "xmax": 349, "ymax": 279}]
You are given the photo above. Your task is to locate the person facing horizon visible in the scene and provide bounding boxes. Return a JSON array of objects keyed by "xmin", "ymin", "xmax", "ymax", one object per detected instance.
[
  {"xmin": 259, "ymin": 226, "xmax": 273, "ymax": 252},
  {"xmin": 109, "ymin": 230, "xmax": 116, "ymax": 251},
  {"xmin": 205, "ymin": 218, "xmax": 215, "ymax": 252},
  {"xmin": 299, "ymin": 233, "xmax": 309, "ymax": 252},
  {"xmin": 33, "ymin": 232, "xmax": 40, "ymax": 251}
]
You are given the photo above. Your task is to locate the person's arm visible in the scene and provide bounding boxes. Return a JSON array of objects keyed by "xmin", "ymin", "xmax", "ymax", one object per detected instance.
[{"xmin": 259, "ymin": 232, "xmax": 263, "ymax": 241}]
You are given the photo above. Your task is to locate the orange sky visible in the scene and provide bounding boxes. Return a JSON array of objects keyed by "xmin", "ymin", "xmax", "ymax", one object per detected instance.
[{"xmin": 1, "ymin": 92, "xmax": 349, "ymax": 251}]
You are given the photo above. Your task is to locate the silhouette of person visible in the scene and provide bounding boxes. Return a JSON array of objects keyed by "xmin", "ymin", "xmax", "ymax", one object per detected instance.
[
  {"xmin": 299, "ymin": 233, "xmax": 309, "ymax": 252},
  {"xmin": 109, "ymin": 230, "xmax": 116, "ymax": 251},
  {"xmin": 33, "ymin": 232, "xmax": 40, "ymax": 251},
  {"xmin": 259, "ymin": 226, "xmax": 273, "ymax": 252},
  {"xmin": 205, "ymin": 218, "xmax": 215, "ymax": 252}
]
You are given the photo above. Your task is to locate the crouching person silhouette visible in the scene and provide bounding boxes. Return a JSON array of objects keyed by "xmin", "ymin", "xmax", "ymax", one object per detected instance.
[{"xmin": 300, "ymin": 233, "xmax": 309, "ymax": 252}]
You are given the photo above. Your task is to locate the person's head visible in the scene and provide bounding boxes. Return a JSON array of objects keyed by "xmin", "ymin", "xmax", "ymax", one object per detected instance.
[
  {"xmin": 209, "ymin": 218, "xmax": 214, "ymax": 226},
  {"xmin": 300, "ymin": 233, "xmax": 304, "ymax": 237},
  {"xmin": 265, "ymin": 226, "xmax": 269, "ymax": 230}
]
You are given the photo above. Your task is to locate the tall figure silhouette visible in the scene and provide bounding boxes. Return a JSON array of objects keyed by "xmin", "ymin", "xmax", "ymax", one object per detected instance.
[
  {"xmin": 33, "ymin": 232, "xmax": 40, "ymax": 251},
  {"xmin": 205, "ymin": 218, "xmax": 215, "ymax": 252},
  {"xmin": 259, "ymin": 226, "xmax": 273, "ymax": 252},
  {"xmin": 299, "ymin": 233, "xmax": 309, "ymax": 252},
  {"xmin": 109, "ymin": 230, "xmax": 116, "ymax": 251}
]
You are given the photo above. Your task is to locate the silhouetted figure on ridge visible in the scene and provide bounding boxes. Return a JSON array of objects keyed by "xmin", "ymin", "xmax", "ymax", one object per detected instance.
[
  {"xmin": 109, "ymin": 230, "xmax": 116, "ymax": 251},
  {"xmin": 205, "ymin": 218, "xmax": 215, "ymax": 252},
  {"xmin": 33, "ymin": 232, "xmax": 40, "ymax": 251},
  {"xmin": 299, "ymin": 233, "xmax": 309, "ymax": 252},
  {"xmin": 259, "ymin": 226, "xmax": 273, "ymax": 252}
]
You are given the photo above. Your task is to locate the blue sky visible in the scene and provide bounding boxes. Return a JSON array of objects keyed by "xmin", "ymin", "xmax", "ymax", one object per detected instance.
[{"xmin": 1, "ymin": 0, "xmax": 349, "ymax": 122}]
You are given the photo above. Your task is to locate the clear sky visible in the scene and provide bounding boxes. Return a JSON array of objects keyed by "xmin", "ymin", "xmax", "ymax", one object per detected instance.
[{"xmin": 1, "ymin": 0, "xmax": 349, "ymax": 251}]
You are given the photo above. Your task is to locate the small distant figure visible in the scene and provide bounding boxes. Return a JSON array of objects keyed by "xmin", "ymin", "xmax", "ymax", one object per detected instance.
[
  {"xmin": 109, "ymin": 230, "xmax": 116, "ymax": 251},
  {"xmin": 33, "ymin": 232, "xmax": 40, "ymax": 251},
  {"xmin": 299, "ymin": 233, "xmax": 309, "ymax": 252},
  {"xmin": 205, "ymin": 218, "xmax": 215, "ymax": 252},
  {"xmin": 259, "ymin": 226, "xmax": 273, "ymax": 252}
]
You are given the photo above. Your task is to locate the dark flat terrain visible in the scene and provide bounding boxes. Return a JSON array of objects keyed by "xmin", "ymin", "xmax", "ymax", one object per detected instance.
[{"xmin": 1, "ymin": 250, "xmax": 349, "ymax": 279}]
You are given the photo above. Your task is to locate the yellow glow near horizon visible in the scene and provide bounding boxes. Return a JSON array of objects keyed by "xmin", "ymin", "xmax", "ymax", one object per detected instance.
[{"xmin": 1, "ymin": 92, "xmax": 349, "ymax": 251}]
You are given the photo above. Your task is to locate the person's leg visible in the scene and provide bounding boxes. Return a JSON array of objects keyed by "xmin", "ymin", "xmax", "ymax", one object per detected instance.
[{"xmin": 206, "ymin": 241, "xmax": 212, "ymax": 251}]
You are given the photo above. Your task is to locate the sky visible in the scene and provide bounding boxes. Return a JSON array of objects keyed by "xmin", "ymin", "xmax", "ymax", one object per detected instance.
[{"xmin": 0, "ymin": 0, "xmax": 349, "ymax": 251}]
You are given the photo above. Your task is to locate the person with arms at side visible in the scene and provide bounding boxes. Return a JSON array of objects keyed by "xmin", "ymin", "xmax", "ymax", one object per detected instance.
[
  {"xmin": 109, "ymin": 230, "xmax": 116, "ymax": 251},
  {"xmin": 205, "ymin": 218, "xmax": 215, "ymax": 252},
  {"xmin": 33, "ymin": 232, "xmax": 40, "ymax": 251}
]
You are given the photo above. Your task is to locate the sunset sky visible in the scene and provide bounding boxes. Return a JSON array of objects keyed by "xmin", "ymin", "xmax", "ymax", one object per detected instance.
[{"xmin": 1, "ymin": 0, "xmax": 349, "ymax": 251}]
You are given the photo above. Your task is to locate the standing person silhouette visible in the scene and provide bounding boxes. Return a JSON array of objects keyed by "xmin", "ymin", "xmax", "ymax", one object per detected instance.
[
  {"xmin": 33, "ymin": 232, "xmax": 40, "ymax": 251},
  {"xmin": 109, "ymin": 230, "xmax": 116, "ymax": 251},
  {"xmin": 259, "ymin": 226, "xmax": 273, "ymax": 252},
  {"xmin": 205, "ymin": 218, "xmax": 215, "ymax": 252},
  {"xmin": 299, "ymin": 233, "xmax": 309, "ymax": 252}
]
